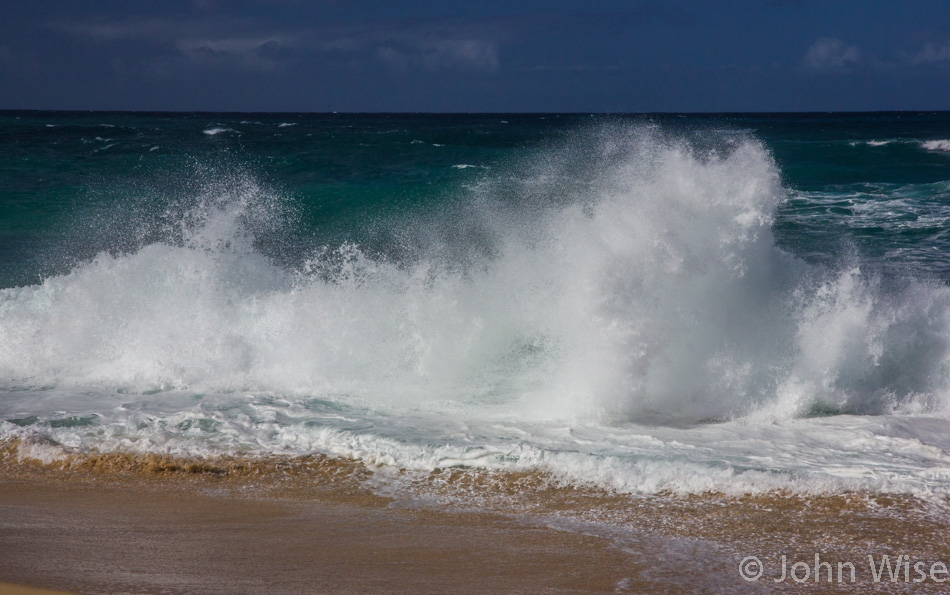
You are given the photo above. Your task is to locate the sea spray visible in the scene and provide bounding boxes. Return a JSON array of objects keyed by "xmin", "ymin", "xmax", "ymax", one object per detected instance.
[
  {"xmin": 3, "ymin": 120, "xmax": 950, "ymax": 497},
  {"xmin": 0, "ymin": 127, "xmax": 948, "ymax": 418}
]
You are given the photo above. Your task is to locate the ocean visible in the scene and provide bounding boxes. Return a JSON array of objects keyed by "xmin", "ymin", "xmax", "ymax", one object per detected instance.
[{"xmin": 2, "ymin": 111, "xmax": 950, "ymax": 515}]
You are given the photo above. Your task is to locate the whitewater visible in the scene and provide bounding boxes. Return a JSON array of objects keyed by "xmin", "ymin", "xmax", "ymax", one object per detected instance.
[{"xmin": 3, "ymin": 118, "xmax": 950, "ymax": 502}]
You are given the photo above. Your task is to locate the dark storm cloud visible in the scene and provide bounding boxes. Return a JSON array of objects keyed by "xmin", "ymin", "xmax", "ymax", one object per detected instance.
[{"xmin": 49, "ymin": 13, "xmax": 501, "ymax": 75}]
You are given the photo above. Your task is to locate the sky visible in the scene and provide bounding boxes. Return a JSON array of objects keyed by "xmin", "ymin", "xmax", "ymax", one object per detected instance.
[{"xmin": 1, "ymin": 0, "xmax": 949, "ymax": 112}]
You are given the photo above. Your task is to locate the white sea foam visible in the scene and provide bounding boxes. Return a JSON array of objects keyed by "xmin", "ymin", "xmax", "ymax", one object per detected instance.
[
  {"xmin": 4, "ymin": 126, "xmax": 950, "ymax": 498},
  {"xmin": 849, "ymin": 140, "xmax": 893, "ymax": 147},
  {"xmin": 922, "ymin": 140, "xmax": 950, "ymax": 152},
  {"xmin": 278, "ymin": 122, "xmax": 298, "ymax": 128},
  {"xmin": 203, "ymin": 127, "xmax": 236, "ymax": 136},
  {"xmin": 16, "ymin": 437, "xmax": 69, "ymax": 465}
]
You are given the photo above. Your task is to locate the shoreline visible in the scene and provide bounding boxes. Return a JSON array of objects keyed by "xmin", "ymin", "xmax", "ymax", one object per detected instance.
[
  {"xmin": 0, "ymin": 460, "xmax": 647, "ymax": 595},
  {"xmin": 2, "ymin": 446, "xmax": 950, "ymax": 593}
]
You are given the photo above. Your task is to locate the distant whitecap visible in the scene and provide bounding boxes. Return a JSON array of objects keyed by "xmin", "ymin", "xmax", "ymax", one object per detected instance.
[{"xmin": 922, "ymin": 139, "xmax": 950, "ymax": 152}]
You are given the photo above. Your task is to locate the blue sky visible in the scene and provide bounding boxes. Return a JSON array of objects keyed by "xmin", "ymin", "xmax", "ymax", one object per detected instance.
[{"xmin": 1, "ymin": 0, "xmax": 949, "ymax": 112}]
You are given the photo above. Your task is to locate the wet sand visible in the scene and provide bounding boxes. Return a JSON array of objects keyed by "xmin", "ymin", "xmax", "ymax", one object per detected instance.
[
  {"xmin": 2, "ymin": 447, "xmax": 950, "ymax": 594},
  {"xmin": 0, "ymin": 473, "xmax": 643, "ymax": 594},
  {"xmin": 0, "ymin": 583, "xmax": 77, "ymax": 595}
]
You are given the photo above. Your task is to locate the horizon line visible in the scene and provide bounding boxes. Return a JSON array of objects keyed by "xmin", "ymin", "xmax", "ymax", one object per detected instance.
[{"xmin": 2, "ymin": 109, "xmax": 949, "ymax": 116}]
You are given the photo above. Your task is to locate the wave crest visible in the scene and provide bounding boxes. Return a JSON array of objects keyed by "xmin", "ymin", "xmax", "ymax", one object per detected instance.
[{"xmin": 2, "ymin": 126, "xmax": 950, "ymax": 426}]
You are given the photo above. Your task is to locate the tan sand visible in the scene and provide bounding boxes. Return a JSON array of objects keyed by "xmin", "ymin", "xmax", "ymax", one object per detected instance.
[
  {"xmin": 0, "ymin": 583, "xmax": 78, "ymax": 595},
  {"xmin": 3, "ymin": 446, "xmax": 950, "ymax": 594},
  {"xmin": 0, "ymin": 474, "xmax": 644, "ymax": 594}
]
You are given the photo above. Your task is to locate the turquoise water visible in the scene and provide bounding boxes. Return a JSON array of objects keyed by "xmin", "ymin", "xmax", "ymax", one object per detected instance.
[
  {"xmin": 4, "ymin": 112, "xmax": 950, "ymax": 287},
  {"xmin": 3, "ymin": 111, "xmax": 950, "ymax": 499}
]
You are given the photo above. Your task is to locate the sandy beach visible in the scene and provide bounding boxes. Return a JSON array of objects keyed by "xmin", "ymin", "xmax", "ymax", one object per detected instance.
[
  {"xmin": 0, "ymin": 460, "xmax": 642, "ymax": 594},
  {"xmin": 0, "ymin": 583, "xmax": 77, "ymax": 595},
  {"xmin": 2, "ymin": 447, "xmax": 950, "ymax": 594}
]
